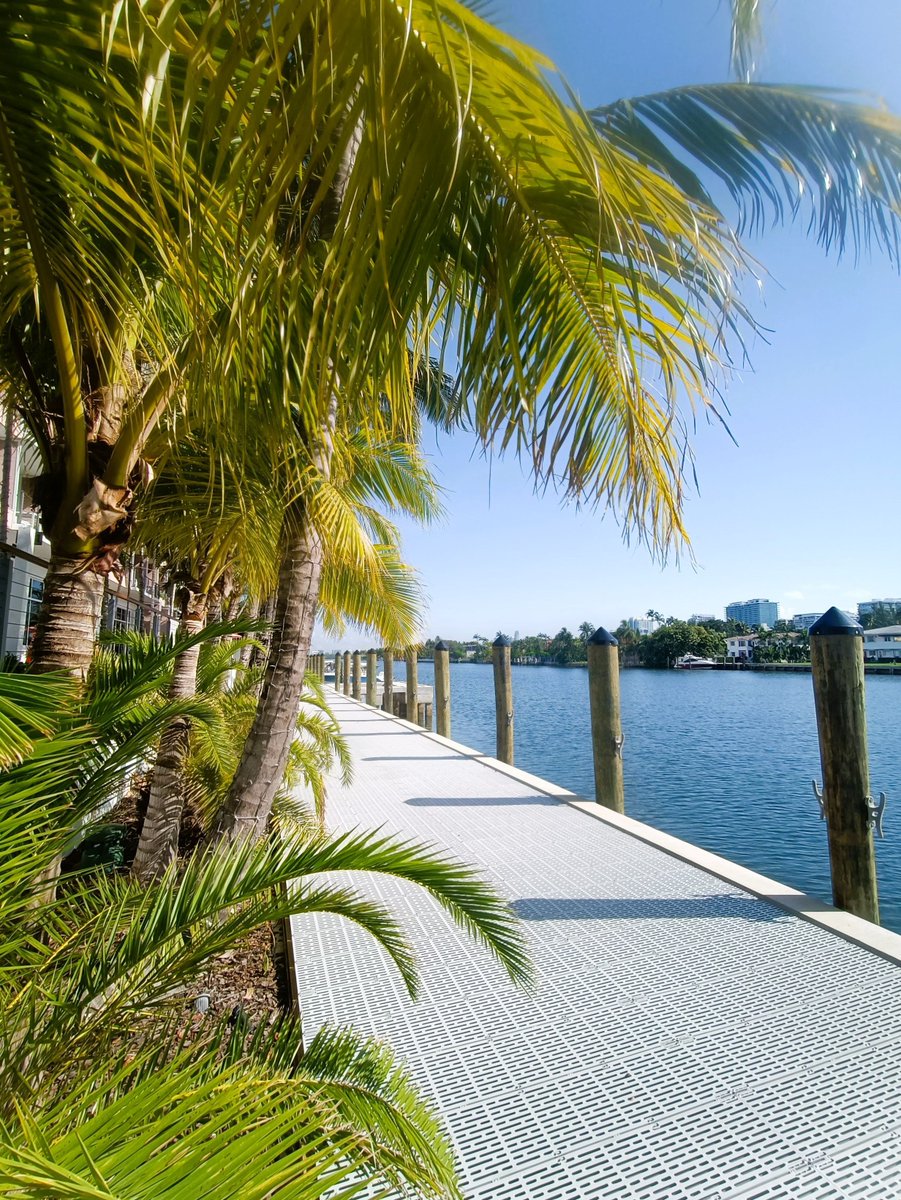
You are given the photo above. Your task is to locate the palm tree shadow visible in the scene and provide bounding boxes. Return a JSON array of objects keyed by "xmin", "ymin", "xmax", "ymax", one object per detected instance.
[{"xmin": 405, "ymin": 794, "xmax": 563, "ymax": 808}]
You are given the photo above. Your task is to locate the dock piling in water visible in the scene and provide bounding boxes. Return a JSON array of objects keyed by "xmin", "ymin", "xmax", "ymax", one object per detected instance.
[
  {"xmin": 352, "ymin": 650, "xmax": 361, "ymax": 700},
  {"xmin": 382, "ymin": 648, "xmax": 394, "ymax": 713},
  {"xmin": 587, "ymin": 627, "xmax": 625, "ymax": 814},
  {"xmin": 343, "ymin": 650, "xmax": 351, "ymax": 696},
  {"xmin": 366, "ymin": 648, "xmax": 378, "ymax": 706},
  {"xmin": 334, "ymin": 652, "xmax": 342, "ymax": 692},
  {"xmin": 810, "ymin": 607, "xmax": 879, "ymax": 924},
  {"xmin": 493, "ymin": 635, "xmax": 514, "ymax": 764},
  {"xmin": 405, "ymin": 647, "xmax": 419, "ymax": 726},
  {"xmin": 434, "ymin": 640, "xmax": 451, "ymax": 738}
]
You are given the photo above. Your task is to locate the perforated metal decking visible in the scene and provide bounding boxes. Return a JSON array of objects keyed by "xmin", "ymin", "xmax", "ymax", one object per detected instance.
[{"xmin": 291, "ymin": 696, "xmax": 901, "ymax": 1199}]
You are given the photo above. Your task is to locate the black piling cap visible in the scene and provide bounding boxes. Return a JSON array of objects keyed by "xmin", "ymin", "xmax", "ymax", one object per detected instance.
[
  {"xmin": 493, "ymin": 634, "xmax": 511, "ymax": 647},
  {"xmin": 587, "ymin": 626, "xmax": 618, "ymax": 647},
  {"xmin": 435, "ymin": 639, "xmax": 449, "ymax": 652},
  {"xmin": 809, "ymin": 607, "xmax": 863, "ymax": 637}
]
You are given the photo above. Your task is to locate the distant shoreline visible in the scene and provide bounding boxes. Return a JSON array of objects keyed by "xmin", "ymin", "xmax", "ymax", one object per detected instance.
[{"xmin": 420, "ymin": 659, "xmax": 901, "ymax": 677}]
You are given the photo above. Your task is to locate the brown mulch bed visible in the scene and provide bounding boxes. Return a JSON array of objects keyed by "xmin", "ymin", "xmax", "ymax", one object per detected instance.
[{"xmin": 65, "ymin": 780, "xmax": 293, "ymax": 1030}]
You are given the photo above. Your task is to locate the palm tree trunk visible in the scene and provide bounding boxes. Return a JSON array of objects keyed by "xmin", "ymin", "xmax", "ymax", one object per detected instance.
[
  {"xmin": 131, "ymin": 591, "xmax": 207, "ymax": 881},
  {"xmin": 212, "ymin": 508, "xmax": 324, "ymax": 841},
  {"xmin": 239, "ymin": 597, "xmax": 261, "ymax": 667},
  {"xmin": 249, "ymin": 593, "xmax": 275, "ymax": 669},
  {"xmin": 29, "ymin": 557, "xmax": 105, "ymax": 676}
]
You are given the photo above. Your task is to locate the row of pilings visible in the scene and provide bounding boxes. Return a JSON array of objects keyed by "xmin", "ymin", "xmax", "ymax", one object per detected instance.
[{"xmin": 310, "ymin": 607, "xmax": 881, "ymax": 926}]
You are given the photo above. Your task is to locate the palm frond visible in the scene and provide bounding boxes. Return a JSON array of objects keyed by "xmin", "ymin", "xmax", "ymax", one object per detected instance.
[
  {"xmin": 0, "ymin": 668, "xmax": 73, "ymax": 768},
  {"xmin": 1, "ymin": 1057, "xmax": 372, "ymax": 1200},
  {"xmin": 594, "ymin": 84, "xmax": 901, "ymax": 258},
  {"xmin": 731, "ymin": 0, "xmax": 763, "ymax": 82}
]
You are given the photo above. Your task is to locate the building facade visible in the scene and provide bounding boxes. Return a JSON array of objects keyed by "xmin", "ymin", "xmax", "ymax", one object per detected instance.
[
  {"xmin": 626, "ymin": 617, "xmax": 660, "ymax": 635},
  {"xmin": 863, "ymin": 626, "xmax": 901, "ymax": 661},
  {"xmin": 726, "ymin": 634, "xmax": 757, "ymax": 659},
  {"xmin": 0, "ymin": 414, "xmax": 177, "ymax": 660},
  {"xmin": 725, "ymin": 598, "xmax": 779, "ymax": 627},
  {"xmin": 858, "ymin": 599, "xmax": 901, "ymax": 621},
  {"xmin": 792, "ymin": 610, "xmax": 856, "ymax": 631}
]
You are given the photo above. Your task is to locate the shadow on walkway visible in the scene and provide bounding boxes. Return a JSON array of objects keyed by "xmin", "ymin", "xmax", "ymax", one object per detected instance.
[
  {"xmin": 405, "ymin": 794, "xmax": 563, "ymax": 808},
  {"xmin": 512, "ymin": 896, "xmax": 786, "ymax": 922}
]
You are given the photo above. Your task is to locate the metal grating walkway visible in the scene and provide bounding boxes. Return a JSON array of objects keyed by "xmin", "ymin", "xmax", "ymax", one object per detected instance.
[{"xmin": 291, "ymin": 695, "xmax": 901, "ymax": 1199}]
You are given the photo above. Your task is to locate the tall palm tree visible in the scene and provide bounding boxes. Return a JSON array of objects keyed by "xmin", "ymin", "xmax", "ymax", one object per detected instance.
[
  {"xmin": 205, "ymin": 0, "xmax": 901, "ymax": 839},
  {"xmin": 132, "ymin": 423, "xmax": 440, "ymax": 873},
  {"xmin": 5, "ymin": 4, "xmax": 901, "ymax": 739}
]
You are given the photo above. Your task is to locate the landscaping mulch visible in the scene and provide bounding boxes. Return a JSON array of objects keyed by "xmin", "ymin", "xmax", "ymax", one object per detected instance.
[{"xmin": 68, "ymin": 781, "xmax": 294, "ymax": 1031}]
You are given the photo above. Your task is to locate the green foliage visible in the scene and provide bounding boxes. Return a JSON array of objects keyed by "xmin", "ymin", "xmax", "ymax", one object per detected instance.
[
  {"xmin": 638, "ymin": 622, "xmax": 726, "ymax": 668},
  {"xmin": 0, "ymin": 657, "xmax": 531, "ymax": 1198}
]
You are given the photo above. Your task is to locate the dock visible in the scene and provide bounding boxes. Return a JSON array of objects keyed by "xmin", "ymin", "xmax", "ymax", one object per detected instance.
[{"xmin": 291, "ymin": 694, "xmax": 901, "ymax": 1198}]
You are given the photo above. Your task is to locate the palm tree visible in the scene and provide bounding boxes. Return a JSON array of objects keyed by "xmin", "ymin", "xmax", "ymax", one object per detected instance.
[
  {"xmin": 6, "ymin": 3, "xmax": 901, "ymax": 786},
  {"xmin": 211, "ymin": 1, "xmax": 901, "ymax": 838},
  {"xmin": 129, "ymin": 417, "xmax": 440, "ymax": 866},
  {"xmin": 0, "ymin": 664, "xmax": 532, "ymax": 1197}
]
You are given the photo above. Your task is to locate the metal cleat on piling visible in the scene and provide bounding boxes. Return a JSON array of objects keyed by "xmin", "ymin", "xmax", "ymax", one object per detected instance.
[
  {"xmin": 867, "ymin": 792, "xmax": 888, "ymax": 839},
  {"xmin": 812, "ymin": 779, "xmax": 826, "ymax": 820}
]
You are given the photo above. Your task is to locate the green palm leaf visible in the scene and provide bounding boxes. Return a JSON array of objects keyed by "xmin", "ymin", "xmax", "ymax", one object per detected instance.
[{"xmin": 594, "ymin": 84, "xmax": 901, "ymax": 256}]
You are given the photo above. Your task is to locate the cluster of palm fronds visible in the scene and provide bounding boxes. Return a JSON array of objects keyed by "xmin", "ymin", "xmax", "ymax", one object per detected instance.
[{"xmin": 0, "ymin": 650, "xmax": 531, "ymax": 1197}]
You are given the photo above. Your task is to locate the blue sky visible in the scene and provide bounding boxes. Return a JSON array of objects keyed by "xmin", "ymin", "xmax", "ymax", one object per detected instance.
[{"xmin": 339, "ymin": 2, "xmax": 901, "ymax": 645}]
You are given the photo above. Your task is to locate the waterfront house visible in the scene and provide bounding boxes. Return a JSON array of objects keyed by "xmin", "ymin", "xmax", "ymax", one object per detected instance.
[
  {"xmin": 726, "ymin": 634, "xmax": 758, "ymax": 659},
  {"xmin": 863, "ymin": 626, "xmax": 901, "ymax": 662}
]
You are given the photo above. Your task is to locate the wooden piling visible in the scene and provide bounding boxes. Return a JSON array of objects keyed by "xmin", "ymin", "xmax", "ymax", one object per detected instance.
[
  {"xmin": 343, "ymin": 650, "xmax": 351, "ymax": 695},
  {"xmin": 405, "ymin": 647, "xmax": 419, "ymax": 726},
  {"xmin": 352, "ymin": 650, "xmax": 362, "ymax": 700},
  {"xmin": 366, "ymin": 649, "xmax": 378, "ymax": 706},
  {"xmin": 434, "ymin": 640, "xmax": 451, "ymax": 739},
  {"xmin": 382, "ymin": 648, "xmax": 394, "ymax": 713},
  {"xmin": 810, "ymin": 607, "xmax": 879, "ymax": 923},
  {"xmin": 334, "ymin": 652, "xmax": 342, "ymax": 691},
  {"xmin": 493, "ymin": 635, "xmax": 514, "ymax": 764},
  {"xmin": 587, "ymin": 628, "xmax": 625, "ymax": 814}
]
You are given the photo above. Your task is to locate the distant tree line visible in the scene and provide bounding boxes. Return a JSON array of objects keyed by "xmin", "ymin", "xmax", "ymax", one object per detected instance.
[{"xmin": 421, "ymin": 611, "xmax": 819, "ymax": 668}]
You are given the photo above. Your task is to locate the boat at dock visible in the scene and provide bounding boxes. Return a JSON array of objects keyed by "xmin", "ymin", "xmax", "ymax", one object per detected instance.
[{"xmin": 673, "ymin": 653, "xmax": 716, "ymax": 670}]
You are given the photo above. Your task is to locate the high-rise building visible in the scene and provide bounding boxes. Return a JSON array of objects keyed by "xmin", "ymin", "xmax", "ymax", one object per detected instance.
[
  {"xmin": 858, "ymin": 598, "xmax": 901, "ymax": 619},
  {"xmin": 792, "ymin": 610, "xmax": 856, "ymax": 631},
  {"xmin": 626, "ymin": 617, "xmax": 659, "ymax": 634},
  {"xmin": 725, "ymin": 598, "xmax": 779, "ymax": 627}
]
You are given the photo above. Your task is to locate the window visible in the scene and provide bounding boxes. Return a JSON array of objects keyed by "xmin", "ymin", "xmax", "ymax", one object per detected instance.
[
  {"xmin": 112, "ymin": 604, "xmax": 130, "ymax": 634},
  {"xmin": 24, "ymin": 578, "xmax": 43, "ymax": 646}
]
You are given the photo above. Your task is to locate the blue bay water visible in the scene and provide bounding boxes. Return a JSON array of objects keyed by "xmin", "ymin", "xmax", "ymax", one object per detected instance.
[{"xmin": 397, "ymin": 661, "xmax": 901, "ymax": 932}]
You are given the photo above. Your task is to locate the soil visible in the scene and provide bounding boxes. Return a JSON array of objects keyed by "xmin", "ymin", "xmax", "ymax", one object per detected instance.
[{"xmin": 64, "ymin": 780, "xmax": 293, "ymax": 1030}]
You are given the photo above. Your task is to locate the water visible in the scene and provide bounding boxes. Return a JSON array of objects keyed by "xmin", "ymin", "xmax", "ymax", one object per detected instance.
[{"xmin": 399, "ymin": 661, "xmax": 901, "ymax": 931}]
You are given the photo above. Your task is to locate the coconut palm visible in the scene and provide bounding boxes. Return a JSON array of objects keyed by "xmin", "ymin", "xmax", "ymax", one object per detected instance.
[
  {"xmin": 208, "ymin": 0, "xmax": 901, "ymax": 839},
  {"xmin": 0, "ymin": 664, "xmax": 532, "ymax": 1198},
  {"xmin": 130, "ymin": 419, "xmax": 440, "ymax": 871},
  {"xmin": 6, "ymin": 2, "xmax": 901, "ymax": 785}
]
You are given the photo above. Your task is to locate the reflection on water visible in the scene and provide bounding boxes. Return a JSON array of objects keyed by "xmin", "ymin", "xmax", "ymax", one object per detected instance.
[{"xmin": 396, "ymin": 661, "xmax": 901, "ymax": 932}]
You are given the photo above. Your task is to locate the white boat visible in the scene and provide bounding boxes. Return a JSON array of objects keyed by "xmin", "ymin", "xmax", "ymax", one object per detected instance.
[{"xmin": 673, "ymin": 654, "xmax": 716, "ymax": 670}]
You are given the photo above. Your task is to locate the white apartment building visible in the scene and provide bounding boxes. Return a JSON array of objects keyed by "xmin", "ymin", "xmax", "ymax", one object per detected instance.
[
  {"xmin": 626, "ymin": 617, "xmax": 660, "ymax": 634},
  {"xmin": 792, "ymin": 610, "xmax": 856, "ymax": 631},
  {"xmin": 858, "ymin": 599, "xmax": 901, "ymax": 618}
]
